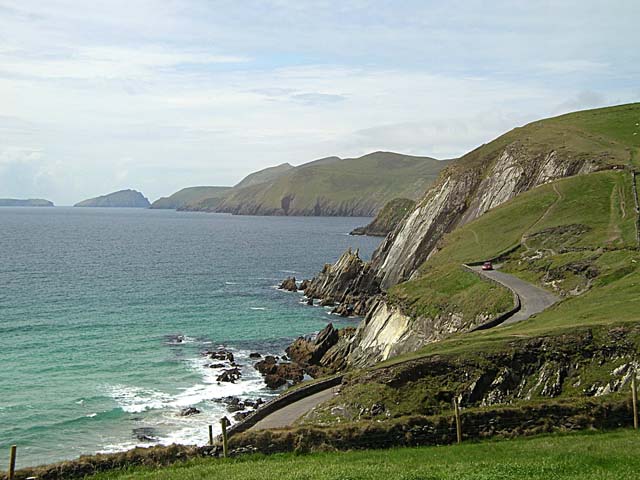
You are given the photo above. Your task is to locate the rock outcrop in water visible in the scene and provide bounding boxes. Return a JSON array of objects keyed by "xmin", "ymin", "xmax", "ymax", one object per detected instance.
[
  {"xmin": 279, "ymin": 277, "xmax": 298, "ymax": 292},
  {"xmin": 74, "ymin": 189, "xmax": 151, "ymax": 208}
]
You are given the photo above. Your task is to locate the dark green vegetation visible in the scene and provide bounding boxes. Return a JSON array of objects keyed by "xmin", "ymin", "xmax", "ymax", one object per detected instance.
[
  {"xmin": 150, "ymin": 186, "xmax": 230, "ymax": 210},
  {"xmin": 0, "ymin": 198, "xmax": 53, "ymax": 207},
  {"xmin": 183, "ymin": 152, "xmax": 449, "ymax": 216},
  {"xmin": 350, "ymin": 198, "xmax": 416, "ymax": 236},
  {"xmin": 74, "ymin": 189, "xmax": 151, "ymax": 208},
  {"xmin": 88, "ymin": 430, "xmax": 639, "ymax": 480}
]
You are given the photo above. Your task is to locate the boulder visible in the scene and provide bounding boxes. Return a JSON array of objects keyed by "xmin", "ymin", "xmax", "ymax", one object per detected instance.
[
  {"xmin": 249, "ymin": 352, "xmax": 262, "ymax": 359},
  {"xmin": 204, "ymin": 350, "xmax": 235, "ymax": 363},
  {"xmin": 217, "ymin": 367, "xmax": 242, "ymax": 383},
  {"xmin": 299, "ymin": 279, "xmax": 310, "ymax": 291},
  {"xmin": 254, "ymin": 356, "xmax": 278, "ymax": 375},
  {"xmin": 279, "ymin": 276, "xmax": 298, "ymax": 292},
  {"xmin": 264, "ymin": 374, "xmax": 287, "ymax": 389},
  {"xmin": 286, "ymin": 323, "xmax": 339, "ymax": 365},
  {"xmin": 179, "ymin": 407, "xmax": 201, "ymax": 416}
]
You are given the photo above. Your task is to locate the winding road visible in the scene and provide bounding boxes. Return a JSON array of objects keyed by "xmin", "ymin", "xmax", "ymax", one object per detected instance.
[
  {"xmin": 469, "ymin": 265, "xmax": 559, "ymax": 325},
  {"xmin": 245, "ymin": 267, "xmax": 559, "ymax": 431}
]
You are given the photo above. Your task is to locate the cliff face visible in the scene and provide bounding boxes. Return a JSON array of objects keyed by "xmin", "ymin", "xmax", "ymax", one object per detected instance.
[
  {"xmin": 303, "ymin": 104, "xmax": 640, "ymax": 368},
  {"xmin": 374, "ymin": 146, "xmax": 602, "ymax": 290}
]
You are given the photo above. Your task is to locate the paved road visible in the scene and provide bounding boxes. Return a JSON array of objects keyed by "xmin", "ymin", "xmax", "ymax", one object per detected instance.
[
  {"xmin": 249, "ymin": 387, "xmax": 339, "ymax": 430},
  {"xmin": 248, "ymin": 268, "xmax": 558, "ymax": 431},
  {"xmin": 470, "ymin": 265, "xmax": 559, "ymax": 324}
]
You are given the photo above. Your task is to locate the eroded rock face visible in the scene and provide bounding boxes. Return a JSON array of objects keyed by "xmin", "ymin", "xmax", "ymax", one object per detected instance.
[
  {"xmin": 303, "ymin": 142, "xmax": 606, "ymax": 368},
  {"xmin": 254, "ymin": 356, "xmax": 305, "ymax": 389},
  {"xmin": 303, "ymin": 248, "xmax": 380, "ymax": 317},
  {"xmin": 326, "ymin": 326, "xmax": 640, "ymax": 420}
]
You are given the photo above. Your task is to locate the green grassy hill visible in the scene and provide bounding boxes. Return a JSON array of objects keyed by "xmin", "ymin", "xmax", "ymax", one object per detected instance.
[
  {"xmin": 150, "ymin": 186, "xmax": 231, "ymax": 210},
  {"xmin": 190, "ymin": 152, "xmax": 450, "ymax": 216},
  {"xmin": 453, "ymin": 103, "xmax": 640, "ymax": 176},
  {"xmin": 232, "ymin": 163, "xmax": 295, "ymax": 189},
  {"xmin": 389, "ymin": 170, "xmax": 638, "ymax": 326}
]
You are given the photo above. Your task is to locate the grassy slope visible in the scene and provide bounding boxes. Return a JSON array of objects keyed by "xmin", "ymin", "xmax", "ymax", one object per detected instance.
[
  {"xmin": 90, "ymin": 430, "xmax": 639, "ymax": 480},
  {"xmin": 449, "ymin": 103, "xmax": 640, "ymax": 177},
  {"xmin": 233, "ymin": 163, "xmax": 295, "ymax": 189},
  {"xmin": 214, "ymin": 152, "xmax": 450, "ymax": 215},
  {"xmin": 150, "ymin": 186, "xmax": 231, "ymax": 209},
  {"xmin": 384, "ymin": 169, "xmax": 639, "ymax": 362},
  {"xmin": 385, "ymin": 103, "xmax": 640, "ymax": 324},
  {"xmin": 351, "ymin": 198, "xmax": 416, "ymax": 236}
]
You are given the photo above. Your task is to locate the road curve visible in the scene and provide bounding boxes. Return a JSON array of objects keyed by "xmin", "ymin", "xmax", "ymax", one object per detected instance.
[
  {"xmin": 249, "ymin": 387, "xmax": 339, "ymax": 430},
  {"xmin": 469, "ymin": 265, "xmax": 559, "ymax": 325},
  {"xmin": 247, "ymin": 268, "xmax": 558, "ymax": 431}
]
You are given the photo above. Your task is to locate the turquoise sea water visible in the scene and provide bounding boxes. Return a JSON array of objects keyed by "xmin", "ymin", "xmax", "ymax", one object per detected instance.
[{"xmin": 0, "ymin": 207, "xmax": 380, "ymax": 469}]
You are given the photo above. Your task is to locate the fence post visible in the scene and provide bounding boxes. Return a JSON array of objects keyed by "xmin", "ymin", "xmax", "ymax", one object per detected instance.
[
  {"xmin": 208, "ymin": 425, "xmax": 214, "ymax": 446},
  {"xmin": 8, "ymin": 445, "xmax": 16, "ymax": 480},
  {"xmin": 632, "ymin": 371, "xmax": 638, "ymax": 430},
  {"xmin": 220, "ymin": 418, "xmax": 229, "ymax": 458},
  {"xmin": 453, "ymin": 398, "xmax": 462, "ymax": 444}
]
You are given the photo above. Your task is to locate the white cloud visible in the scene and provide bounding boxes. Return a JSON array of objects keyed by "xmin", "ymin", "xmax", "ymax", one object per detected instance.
[{"xmin": 0, "ymin": 0, "xmax": 638, "ymax": 204}]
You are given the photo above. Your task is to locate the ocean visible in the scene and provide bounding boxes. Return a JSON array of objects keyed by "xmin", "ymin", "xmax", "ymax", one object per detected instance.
[{"xmin": 0, "ymin": 207, "xmax": 380, "ymax": 469}]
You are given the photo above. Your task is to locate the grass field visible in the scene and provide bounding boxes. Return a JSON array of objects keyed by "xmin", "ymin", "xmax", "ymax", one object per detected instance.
[{"xmin": 88, "ymin": 430, "xmax": 640, "ymax": 480}]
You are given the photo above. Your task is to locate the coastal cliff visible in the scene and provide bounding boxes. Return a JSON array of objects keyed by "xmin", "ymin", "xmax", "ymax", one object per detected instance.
[{"xmin": 301, "ymin": 103, "xmax": 639, "ymax": 367}]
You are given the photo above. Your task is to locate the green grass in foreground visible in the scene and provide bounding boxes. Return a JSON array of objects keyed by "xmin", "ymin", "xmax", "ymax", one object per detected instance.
[{"xmin": 90, "ymin": 430, "xmax": 639, "ymax": 480}]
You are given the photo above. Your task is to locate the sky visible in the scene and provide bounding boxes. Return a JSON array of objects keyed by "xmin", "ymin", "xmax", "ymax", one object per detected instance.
[{"xmin": 0, "ymin": 1, "xmax": 638, "ymax": 205}]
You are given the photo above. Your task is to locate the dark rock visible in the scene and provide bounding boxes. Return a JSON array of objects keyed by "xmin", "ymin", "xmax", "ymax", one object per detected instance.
[
  {"xmin": 249, "ymin": 352, "xmax": 262, "ymax": 359},
  {"xmin": 371, "ymin": 403, "xmax": 386, "ymax": 416},
  {"xmin": 204, "ymin": 350, "xmax": 235, "ymax": 363},
  {"xmin": 244, "ymin": 398, "xmax": 264, "ymax": 409},
  {"xmin": 179, "ymin": 407, "xmax": 201, "ymax": 416},
  {"xmin": 264, "ymin": 374, "xmax": 287, "ymax": 389},
  {"xmin": 306, "ymin": 297, "xmax": 314, "ymax": 306},
  {"xmin": 217, "ymin": 367, "xmax": 242, "ymax": 383},
  {"xmin": 254, "ymin": 356, "xmax": 278, "ymax": 375},
  {"xmin": 287, "ymin": 323, "xmax": 339, "ymax": 366},
  {"xmin": 299, "ymin": 279, "xmax": 310, "ymax": 290},
  {"xmin": 233, "ymin": 411, "xmax": 250, "ymax": 421},
  {"xmin": 133, "ymin": 427, "xmax": 159, "ymax": 442},
  {"xmin": 208, "ymin": 363, "xmax": 225, "ymax": 368},
  {"xmin": 320, "ymin": 298, "xmax": 335, "ymax": 307},
  {"xmin": 227, "ymin": 402, "xmax": 245, "ymax": 413},
  {"xmin": 279, "ymin": 276, "xmax": 298, "ymax": 292}
]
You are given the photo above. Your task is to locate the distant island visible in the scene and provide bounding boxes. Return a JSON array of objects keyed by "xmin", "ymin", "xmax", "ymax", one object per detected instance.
[
  {"xmin": 150, "ymin": 186, "xmax": 231, "ymax": 210},
  {"xmin": 74, "ymin": 189, "xmax": 151, "ymax": 208},
  {"xmin": 0, "ymin": 198, "xmax": 54, "ymax": 207}
]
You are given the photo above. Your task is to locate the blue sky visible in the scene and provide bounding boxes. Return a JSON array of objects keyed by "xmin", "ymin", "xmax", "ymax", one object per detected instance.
[{"xmin": 0, "ymin": 0, "xmax": 638, "ymax": 204}]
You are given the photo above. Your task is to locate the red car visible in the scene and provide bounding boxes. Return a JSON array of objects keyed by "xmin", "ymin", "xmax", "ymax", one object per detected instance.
[{"xmin": 482, "ymin": 261, "xmax": 493, "ymax": 271}]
